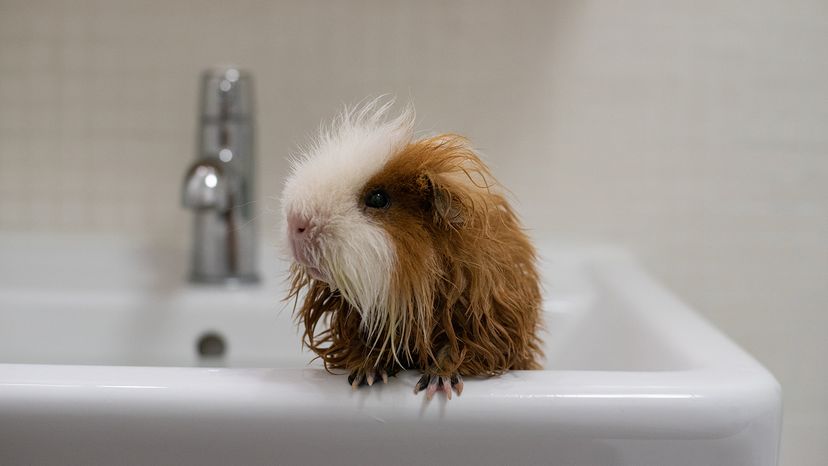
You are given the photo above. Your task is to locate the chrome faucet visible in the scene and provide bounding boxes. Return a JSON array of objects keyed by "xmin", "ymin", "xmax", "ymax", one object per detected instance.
[{"xmin": 182, "ymin": 67, "xmax": 259, "ymax": 284}]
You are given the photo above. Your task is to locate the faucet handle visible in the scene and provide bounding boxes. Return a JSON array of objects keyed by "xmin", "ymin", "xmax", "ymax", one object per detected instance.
[{"xmin": 182, "ymin": 161, "xmax": 230, "ymax": 211}]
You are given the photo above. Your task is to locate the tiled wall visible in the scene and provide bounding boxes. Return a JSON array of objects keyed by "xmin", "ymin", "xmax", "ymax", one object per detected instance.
[
  {"xmin": 1, "ymin": 1, "xmax": 826, "ymax": 464},
  {"xmin": 0, "ymin": 0, "xmax": 569, "ymax": 244},
  {"xmin": 0, "ymin": 0, "xmax": 193, "ymax": 236}
]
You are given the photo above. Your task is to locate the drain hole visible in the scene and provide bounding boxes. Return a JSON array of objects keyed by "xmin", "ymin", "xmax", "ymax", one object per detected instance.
[{"xmin": 196, "ymin": 332, "xmax": 226, "ymax": 358}]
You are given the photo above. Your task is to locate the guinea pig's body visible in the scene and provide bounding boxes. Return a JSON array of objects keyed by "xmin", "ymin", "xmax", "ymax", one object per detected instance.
[{"xmin": 282, "ymin": 101, "xmax": 542, "ymax": 399}]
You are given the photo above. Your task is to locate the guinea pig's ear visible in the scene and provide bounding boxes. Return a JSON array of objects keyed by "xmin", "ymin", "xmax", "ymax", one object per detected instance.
[
  {"xmin": 421, "ymin": 173, "xmax": 466, "ymax": 227},
  {"xmin": 413, "ymin": 134, "xmax": 496, "ymax": 230}
]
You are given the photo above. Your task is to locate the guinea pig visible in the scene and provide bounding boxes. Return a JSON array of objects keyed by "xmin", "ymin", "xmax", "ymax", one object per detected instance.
[{"xmin": 281, "ymin": 99, "xmax": 542, "ymax": 399}]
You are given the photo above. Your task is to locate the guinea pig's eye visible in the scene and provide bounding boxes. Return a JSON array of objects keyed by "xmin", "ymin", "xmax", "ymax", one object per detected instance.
[{"xmin": 364, "ymin": 189, "xmax": 390, "ymax": 209}]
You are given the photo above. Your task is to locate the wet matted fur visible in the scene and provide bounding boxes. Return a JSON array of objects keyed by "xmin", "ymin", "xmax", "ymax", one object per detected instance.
[{"xmin": 286, "ymin": 130, "xmax": 543, "ymax": 378}]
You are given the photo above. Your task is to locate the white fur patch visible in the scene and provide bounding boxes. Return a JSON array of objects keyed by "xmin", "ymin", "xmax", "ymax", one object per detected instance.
[{"xmin": 281, "ymin": 99, "xmax": 415, "ymax": 339}]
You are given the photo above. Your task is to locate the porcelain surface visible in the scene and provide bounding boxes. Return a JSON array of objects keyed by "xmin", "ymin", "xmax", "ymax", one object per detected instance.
[{"xmin": 0, "ymin": 234, "xmax": 781, "ymax": 465}]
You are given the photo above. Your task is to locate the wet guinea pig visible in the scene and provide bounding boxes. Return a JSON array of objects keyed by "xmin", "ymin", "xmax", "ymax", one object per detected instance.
[{"xmin": 281, "ymin": 100, "xmax": 542, "ymax": 399}]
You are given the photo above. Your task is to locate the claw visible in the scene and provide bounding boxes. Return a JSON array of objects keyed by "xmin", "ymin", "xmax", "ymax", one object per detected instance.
[
  {"xmin": 451, "ymin": 374, "xmax": 464, "ymax": 396},
  {"xmin": 414, "ymin": 374, "xmax": 430, "ymax": 394},
  {"xmin": 426, "ymin": 376, "xmax": 441, "ymax": 400},
  {"xmin": 349, "ymin": 369, "xmax": 392, "ymax": 390},
  {"xmin": 414, "ymin": 373, "xmax": 464, "ymax": 399},
  {"xmin": 440, "ymin": 376, "xmax": 452, "ymax": 400},
  {"xmin": 351, "ymin": 373, "xmax": 362, "ymax": 390}
]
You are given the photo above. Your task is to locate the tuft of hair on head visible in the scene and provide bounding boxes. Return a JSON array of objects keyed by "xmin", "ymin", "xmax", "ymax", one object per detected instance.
[{"xmin": 289, "ymin": 96, "xmax": 416, "ymax": 176}]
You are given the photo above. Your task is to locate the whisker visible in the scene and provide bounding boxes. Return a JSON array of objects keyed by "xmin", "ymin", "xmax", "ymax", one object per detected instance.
[
  {"xmin": 229, "ymin": 199, "xmax": 260, "ymax": 209},
  {"xmin": 230, "ymin": 212, "xmax": 262, "ymax": 232}
]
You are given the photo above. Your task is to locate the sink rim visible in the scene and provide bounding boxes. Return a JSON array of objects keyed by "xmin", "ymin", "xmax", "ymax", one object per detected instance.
[{"xmin": 0, "ymin": 234, "xmax": 782, "ymax": 465}]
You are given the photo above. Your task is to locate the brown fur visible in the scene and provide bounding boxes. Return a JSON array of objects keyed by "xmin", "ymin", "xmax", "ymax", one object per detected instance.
[{"xmin": 288, "ymin": 135, "xmax": 542, "ymax": 377}]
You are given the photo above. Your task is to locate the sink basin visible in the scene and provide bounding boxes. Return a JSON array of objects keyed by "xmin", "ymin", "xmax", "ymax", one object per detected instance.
[{"xmin": 0, "ymin": 233, "xmax": 781, "ymax": 465}]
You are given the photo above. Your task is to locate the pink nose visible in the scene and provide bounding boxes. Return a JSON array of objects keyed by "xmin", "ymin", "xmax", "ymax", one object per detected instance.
[
  {"xmin": 288, "ymin": 212, "xmax": 311, "ymax": 236},
  {"xmin": 286, "ymin": 211, "xmax": 328, "ymax": 281},
  {"xmin": 288, "ymin": 212, "xmax": 313, "ymax": 264}
]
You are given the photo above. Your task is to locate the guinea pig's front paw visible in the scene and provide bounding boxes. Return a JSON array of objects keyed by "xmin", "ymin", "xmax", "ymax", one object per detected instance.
[
  {"xmin": 347, "ymin": 368, "xmax": 390, "ymax": 390},
  {"xmin": 413, "ymin": 373, "xmax": 464, "ymax": 400}
]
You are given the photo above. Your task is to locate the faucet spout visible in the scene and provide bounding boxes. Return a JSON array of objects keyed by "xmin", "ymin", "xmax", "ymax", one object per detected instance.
[{"xmin": 181, "ymin": 67, "xmax": 259, "ymax": 285}]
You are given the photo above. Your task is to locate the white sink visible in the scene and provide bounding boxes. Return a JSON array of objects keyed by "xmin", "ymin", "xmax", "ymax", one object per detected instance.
[{"xmin": 0, "ymin": 233, "xmax": 781, "ymax": 465}]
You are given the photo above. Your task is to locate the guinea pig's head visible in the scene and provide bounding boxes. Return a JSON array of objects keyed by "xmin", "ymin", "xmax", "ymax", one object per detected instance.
[{"xmin": 281, "ymin": 100, "xmax": 498, "ymax": 353}]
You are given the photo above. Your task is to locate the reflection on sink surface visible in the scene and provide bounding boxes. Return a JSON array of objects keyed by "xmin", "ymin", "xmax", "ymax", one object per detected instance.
[{"xmin": 0, "ymin": 233, "xmax": 781, "ymax": 466}]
